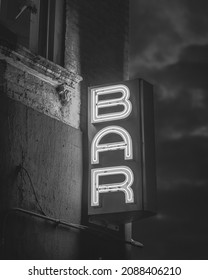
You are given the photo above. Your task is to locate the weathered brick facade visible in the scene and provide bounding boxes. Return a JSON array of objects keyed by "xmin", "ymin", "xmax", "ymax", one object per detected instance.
[{"xmin": 0, "ymin": 0, "xmax": 129, "ymax": 259}]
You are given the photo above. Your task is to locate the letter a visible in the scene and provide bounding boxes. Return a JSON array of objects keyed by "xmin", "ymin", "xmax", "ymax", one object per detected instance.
[{"xmin": 91, "ymin": 125, "xmax": 133, "ymax": 164}]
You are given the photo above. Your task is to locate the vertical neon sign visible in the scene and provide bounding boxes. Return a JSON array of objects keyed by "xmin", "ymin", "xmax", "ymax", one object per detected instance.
[{"xmin": 88, "ymin": 79, "xmax": 156, "ymax": 222}]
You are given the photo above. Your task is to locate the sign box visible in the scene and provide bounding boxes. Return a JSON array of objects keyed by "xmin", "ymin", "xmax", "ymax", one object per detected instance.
[{"xmin": 88, "ymin": 79, "xmax": 156, "ymax": 224}]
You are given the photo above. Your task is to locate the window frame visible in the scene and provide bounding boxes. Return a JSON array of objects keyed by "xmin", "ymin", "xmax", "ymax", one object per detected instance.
[{"xmin": 0, "ymin": 0, "xmax": 65, "ymax": 66}]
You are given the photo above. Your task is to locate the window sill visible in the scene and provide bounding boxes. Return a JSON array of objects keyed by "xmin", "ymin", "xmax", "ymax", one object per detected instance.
[{"xmin": 0, "ymin": 39, "xmax": 83, "ymax": 129}]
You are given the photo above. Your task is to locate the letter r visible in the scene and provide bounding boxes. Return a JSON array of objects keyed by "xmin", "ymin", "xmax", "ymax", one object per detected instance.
[{"xmin": 91, "ymin": 166, "xmax": 134, "ymax": 206}]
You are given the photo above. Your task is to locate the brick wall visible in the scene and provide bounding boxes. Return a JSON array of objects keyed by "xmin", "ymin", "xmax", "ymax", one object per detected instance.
[
  {"xmin": 0, "ymin": 0, "xmax": 130, "ymax": 259},
  {"xmin": 0, "ymin": 42, "xmax": 83, "ymax": 258},
  {"xmin": 65, "ymin": 0, "xmax": 129, "ymax": 130}
]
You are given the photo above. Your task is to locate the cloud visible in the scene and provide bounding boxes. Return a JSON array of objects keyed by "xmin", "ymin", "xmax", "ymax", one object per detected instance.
[
  {"xmin": 133, "ymin": 181, "xmax": 208, "ymax": 259},
  {"xmin": 156, "ymin": 136, "xmax": 208, "ymax": 190},
  {"xmin": 155, "ymin": 86, "xmax": 208, "ymax": 140},
  {"xmin": 190, "ymin": 126, "xmax": 208, "ymax": 137},
  {"xmin": 130, "ymin": 0, "xmax": 208, "ymax": 72},
  {"xmin": 190, "ymin": 89, "xmax": 206, "ymax": 108},
  {"xmin": 130, "ymin": 0, "xmax": 208, "ymax": 260}
]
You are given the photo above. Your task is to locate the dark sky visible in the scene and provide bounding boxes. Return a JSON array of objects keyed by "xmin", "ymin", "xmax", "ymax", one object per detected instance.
[{"xmin": 129, "ymin": 0, "xmax": 208, "ymax": 259}]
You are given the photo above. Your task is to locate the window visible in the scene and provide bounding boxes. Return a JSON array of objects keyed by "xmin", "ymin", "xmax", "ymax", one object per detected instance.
[{"xmin": 0, "ymin": 0, "xmax": 65, "ymax": 66}]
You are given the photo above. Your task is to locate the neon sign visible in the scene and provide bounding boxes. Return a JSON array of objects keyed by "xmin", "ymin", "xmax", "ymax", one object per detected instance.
[{"xmin": 88, "ymin": 79, "xmax": 156, "ymax": 223}]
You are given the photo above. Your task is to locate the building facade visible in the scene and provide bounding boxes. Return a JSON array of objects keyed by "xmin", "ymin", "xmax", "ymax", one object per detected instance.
[{"xmin": 0, "ymin": 0, "xmax": 130, "ymax": 259}]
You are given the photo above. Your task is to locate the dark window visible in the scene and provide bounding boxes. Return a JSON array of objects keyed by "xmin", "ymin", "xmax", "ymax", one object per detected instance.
[{"xmin": 0, "ymin": 0, "xmax": 65, "ymax": 66}]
